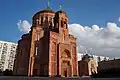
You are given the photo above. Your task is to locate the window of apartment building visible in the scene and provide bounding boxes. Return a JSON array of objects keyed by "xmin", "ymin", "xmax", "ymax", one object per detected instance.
[
  {"xmin": 4, "ymin": 43, "xmax": 7, "ymax": 45},
  {"xmin": 0, "ymin": 64, "xmax": 2, "ymax": 68},
  {"xmin": 0, "ymin": 43, "xmax": 2, "ymax": 48}
]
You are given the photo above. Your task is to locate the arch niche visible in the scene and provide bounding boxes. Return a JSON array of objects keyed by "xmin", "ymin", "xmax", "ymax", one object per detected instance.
[{"xmin": 61, "ymin": 49, "xmax": 72, "ymax": 77}]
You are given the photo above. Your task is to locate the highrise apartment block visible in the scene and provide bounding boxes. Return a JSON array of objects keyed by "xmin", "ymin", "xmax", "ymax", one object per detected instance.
[{"xmin": 0, "ymin": 40, "xmax": 17, "ymax": 71}]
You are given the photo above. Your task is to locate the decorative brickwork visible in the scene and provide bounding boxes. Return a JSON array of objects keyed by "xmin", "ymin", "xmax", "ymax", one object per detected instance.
[{"xmin": 13, "ymin": 8, "xmax": 78, "ymax": 77}]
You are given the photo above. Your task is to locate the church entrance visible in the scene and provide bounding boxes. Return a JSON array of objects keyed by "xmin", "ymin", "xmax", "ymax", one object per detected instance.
[
  {"xmin": 63, "ymin": 68, "xmax": 67, "ymax": 77},
  {"xmin": 61, "ymin": 61, "xmax": 72, "ymax": 77},
  {"xmin": 33, "ymin": 69, "xmax": 37, "ymax": 76}
]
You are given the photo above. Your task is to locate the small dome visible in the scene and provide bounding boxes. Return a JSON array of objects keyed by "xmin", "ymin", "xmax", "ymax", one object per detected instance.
[
  {"xmin": 82, "ymin": 54, "xmax": 93, "ymax": 60},
  {"xmin": 56, "ymin": 10, "xmax": 66, "ymax": 14},
  {"xmin": 55, "ymin": 10, "xmax": 68, "ymax": 17}
]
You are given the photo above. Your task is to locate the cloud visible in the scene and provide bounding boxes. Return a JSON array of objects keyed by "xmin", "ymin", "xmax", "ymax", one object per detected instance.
[
  {"xmin": 119, "ymin": 17, "xmax": 120, "ymax": 22},
  {"xmin": 69, "ymin": 22, "xmax": 120, "ymax": 58},
  {"xmin": 17, "ymin": 20, "xmax": 31, "ymax": 33},
  {"xmin": 17, "ymin": 20, "xmax": 120, "ymax": 58}
]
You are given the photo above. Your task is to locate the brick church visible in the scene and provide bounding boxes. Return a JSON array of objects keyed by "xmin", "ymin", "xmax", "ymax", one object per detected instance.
[{"xmin": 13, "ymin": 6, "xmax": 78, "ymax": 77}]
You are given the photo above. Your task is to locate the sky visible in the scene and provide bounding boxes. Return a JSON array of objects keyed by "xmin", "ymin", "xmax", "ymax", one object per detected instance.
[{"xmin": 0, "ymin": 0, "xmax": 120, "ymax": 58}]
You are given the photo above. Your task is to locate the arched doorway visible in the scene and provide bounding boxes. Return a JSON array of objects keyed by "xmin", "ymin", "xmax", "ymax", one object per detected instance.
[
  {"xmin": 61, "ymin": 49, "xmax": 72, "ymax": 77},
  {"xmin": 61, "ymin": 60, "xmax": 72, "ymax": 77}
]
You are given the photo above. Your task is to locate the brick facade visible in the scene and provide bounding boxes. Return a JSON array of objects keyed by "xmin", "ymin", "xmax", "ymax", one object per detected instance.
[{"xmin": 13, "ymin": 8, "xmax": 78, "ymax": 77}]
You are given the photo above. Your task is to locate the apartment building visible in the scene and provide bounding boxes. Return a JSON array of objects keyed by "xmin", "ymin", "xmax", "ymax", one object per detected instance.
[{"xmin": 0, "ymin": 40, "xmax": 17, "ymax": 71}]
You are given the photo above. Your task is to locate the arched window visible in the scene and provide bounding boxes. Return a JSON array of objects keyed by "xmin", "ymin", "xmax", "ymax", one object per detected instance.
[
  {"xmin": 61, "ymin": 49, "xmax": 71, "ymax": 58},
  {"xmin": 41, "ymin": 16, "xmax": 43, "ymax": 26},
  {"xmin": 64, "ymin": 21, "xmax": 67, "ymax": 28},
  {"xmin": 38, "ymin": 17, "xmax": 41, "ymax": 24},
  {"xmin": 35, "ymin": 33, "xmax": 40, "ymax": 41},
  {"xmin": 61, "ymin": 20, "xmax": 64, "ymax": 28},
  {"xmin": 36, "ymin": 19, "xmax": 39, "ymax": 25},
  {"xmin": 35, "ymin": 46, "xmax": 38, "ymax": 56},
  {"xmin": 49, "ymin": 17, "xmax": 53, "ymax": 29}
]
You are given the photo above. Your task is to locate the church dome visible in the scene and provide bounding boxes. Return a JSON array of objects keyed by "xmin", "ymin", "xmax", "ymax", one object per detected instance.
[
  {"xmin": 39, "ymin": 8, "xmax": 55, "ymax": 13},
  {"xmin": 33, "ymin": 8, "xmax": 55, "ymax": 17},
  {"xmin": 32, "ymin": 7, "xmax": 55, "ymax": 27}
]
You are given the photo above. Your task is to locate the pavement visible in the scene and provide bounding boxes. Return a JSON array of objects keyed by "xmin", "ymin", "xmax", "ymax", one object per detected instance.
[{"xmin": 0, "ymin": 76, "xmax": 120, "ymax": 80}]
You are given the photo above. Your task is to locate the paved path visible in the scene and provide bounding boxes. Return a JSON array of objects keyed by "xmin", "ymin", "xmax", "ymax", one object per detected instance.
[{"xmin": 0, "ymin": 76, "xmax": 120, "ymax": 80}]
